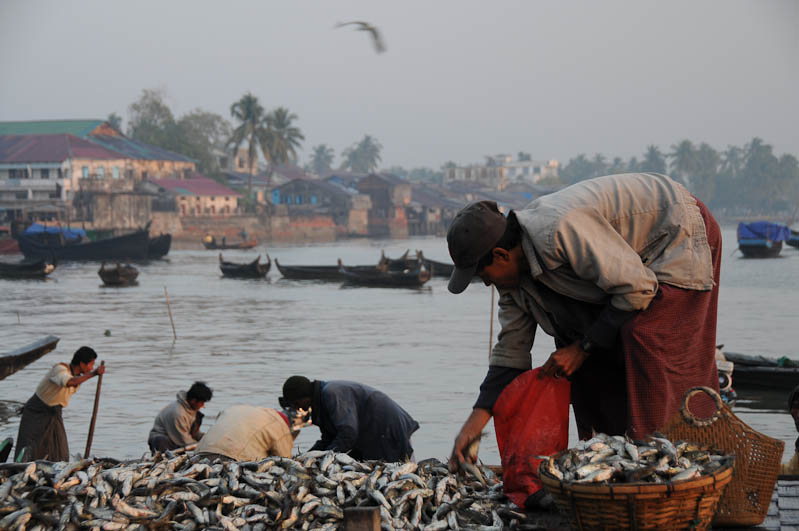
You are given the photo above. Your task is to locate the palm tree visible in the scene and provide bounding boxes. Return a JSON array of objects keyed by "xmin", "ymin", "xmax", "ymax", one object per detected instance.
[
  {"xmin": 668, "ymin": 140, "xmax": 696, "ymax": 182},
  {"xmin": 228, "ymin": 93, "xmax": 268, "ymax": 196},
  {"xmin": 264, "ymin": 107, "xmax": 305, "ymax": 169},
  {"xmin": 310, "ymin": 144, "xmax": 335, "ymax": 176},
  {"xmin": 640, "ymin": 145, "xmax": 667, "ymax": 175},
  {"xmin": 720, "ymin": 145, "xmax": 744, "ymax": 178},
  {"xmin": 341, "ymin": 135, "xmax": 382, "ymax": 173}
]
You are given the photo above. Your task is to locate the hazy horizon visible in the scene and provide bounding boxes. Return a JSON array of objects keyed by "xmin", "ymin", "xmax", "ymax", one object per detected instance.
[{"xmin": 1, "ymin": 0, "xmax": 797, "ymax": 169}]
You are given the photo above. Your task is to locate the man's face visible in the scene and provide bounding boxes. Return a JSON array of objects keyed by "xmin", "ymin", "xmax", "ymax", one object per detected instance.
[
  {"xmin": 477, "ymin": 248, "xmax": 522, "ymax": 290},
  {"xmin": 188, "ymin": 399, "xmax": 206, "ymax": 411},
  {"xmin": 78, "ymin": 360, "xmax": 95, "ymax": 375}
]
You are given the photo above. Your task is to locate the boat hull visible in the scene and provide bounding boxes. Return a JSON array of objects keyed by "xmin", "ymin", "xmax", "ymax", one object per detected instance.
[
  {"xmin": 147, "ymin": 234, "xmax": 172, "ymax": 259},
  {"xmin": 275, "ymin": 259, "xmax": 344, "ymax": 280},
  {"xmin": 98, "ymin": 263, "xmax": 140, "ymax": 286},
  {"xmin": 219, "ymin": 254, "xmax": 271, "ymax": 278},
  {"xmin": 18, "ymin": 230, "xmax": 150, "ymax": 261},
  {"xmin": 203, "ymin": 239, "xmax": 257, "ymax": 250},
  {"xmin": 738, "ymin": 240, "xmax": 783, "ymax": 258},
  {"xmin": 0, "ymin": 259, "xmax": 55, "ymax": 278}
]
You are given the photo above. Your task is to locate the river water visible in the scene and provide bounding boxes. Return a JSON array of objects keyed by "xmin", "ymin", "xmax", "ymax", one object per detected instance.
[{"xmin": 1, "ymin": 227, "xmax": 797, "ymax": 464}]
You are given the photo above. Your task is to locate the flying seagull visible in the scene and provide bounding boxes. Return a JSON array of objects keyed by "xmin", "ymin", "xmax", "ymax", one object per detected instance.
[{"xmin": 335, "ymin": 21, "xmax": 386, "ymax": 54}]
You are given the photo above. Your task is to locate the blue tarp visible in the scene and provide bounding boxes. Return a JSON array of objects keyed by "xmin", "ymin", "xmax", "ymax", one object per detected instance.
[
  {"xmin": 23, "ymin": 223, "xmax": 86, "ymax": 240},
  {"xmin": 737, "ymin": 221, "xmax": 791, "ymax": 242}
]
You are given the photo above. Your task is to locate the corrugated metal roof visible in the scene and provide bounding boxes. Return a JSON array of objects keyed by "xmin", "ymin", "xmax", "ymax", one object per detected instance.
[
  {"xmin": 0, "ymin": 120, "xmax": 104, "ymax": 136},
  {"xmin": 89, "ymin": 134, "xmax": 195, "ymax": 162},
  {"xmin": 0, "ymin": 134, "xmax": 122, "ymax": 163},
  {"xmin": 151, "ymin": 174, "xmax": 241, "ymax": 197}
]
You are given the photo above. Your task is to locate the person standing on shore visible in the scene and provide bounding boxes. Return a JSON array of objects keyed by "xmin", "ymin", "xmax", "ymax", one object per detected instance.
[
  {"xmin": 15, "ymin": 346, "xmax": 105, "ymax": 462},
  {"xmin": 445, "ymin": 173, "xmax": 721, "ymax": 508}
]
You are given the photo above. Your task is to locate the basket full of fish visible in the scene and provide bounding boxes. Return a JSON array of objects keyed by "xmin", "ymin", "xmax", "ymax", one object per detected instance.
[
  {"xmin": 538, "ymin": 432, "xmax": 734, "ymax": 531},
  {"xmin": 0, "ymin": 450, "xmax": 545, "ymax": 530}
]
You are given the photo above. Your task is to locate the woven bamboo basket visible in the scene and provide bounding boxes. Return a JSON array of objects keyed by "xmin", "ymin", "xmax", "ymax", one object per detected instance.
[
  {"xmin": 660, "ymin": 386, "xmax": 784, "ymax": 527},
  {"xmin": 540, "ymin": 457, "xmax": 733, "ymax": 530}
]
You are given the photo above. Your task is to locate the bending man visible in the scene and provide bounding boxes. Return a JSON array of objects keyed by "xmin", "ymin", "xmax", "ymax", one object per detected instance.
[
  {"xmin": 447, "ymin": 173, "xmax": 721, "ymax": 479},
  {"xmin": 15, "ymin": 346, "xmax": 105, "ymax": 461},
  {"xmin": 195, "ymin": 404, "xmax": 295, "ymax": 461},
  {"xmin": 281, "ymin": 376, "xmax": 419, "ymax": 462}
]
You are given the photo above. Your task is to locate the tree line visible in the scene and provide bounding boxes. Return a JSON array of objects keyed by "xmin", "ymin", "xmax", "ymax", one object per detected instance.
[
  {"xmin": 560, "ymin": 139, "xmax": 799, "ymax": 215},
  {"xmin": 114, "ymin": 89, "xmax": 386, "ymax": 196}
]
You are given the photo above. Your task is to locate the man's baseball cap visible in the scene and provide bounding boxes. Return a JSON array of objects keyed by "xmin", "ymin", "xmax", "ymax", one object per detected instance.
[{"xmin": 447, "ymin": 200, "xmax": 507, "ymax": 294}]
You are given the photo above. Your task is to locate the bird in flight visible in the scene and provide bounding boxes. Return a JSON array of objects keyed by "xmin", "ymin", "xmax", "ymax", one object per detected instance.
[{"xmin": 335, "ymin": 21, "xmax": 386, "ymax": 54}]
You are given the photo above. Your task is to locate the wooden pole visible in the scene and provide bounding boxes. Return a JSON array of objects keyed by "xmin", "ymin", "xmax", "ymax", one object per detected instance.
[
  {"xmin": 164, "ymin": 286, "xmax": 177, "ymax": 340},
  {"xmin": 489, "ymin": 285, "xmax": 495, "ymax": 359},
  {"xmin": 84, "ymin": 360, "xmax": 104, "ymax": 458}
]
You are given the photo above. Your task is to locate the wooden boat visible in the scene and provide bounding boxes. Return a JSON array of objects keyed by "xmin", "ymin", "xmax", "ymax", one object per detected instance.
[
  {"xmin": 275, "ymin": 258, "xmax": 345, "ymax": 280},
  {"xmin": 0, "ymin": 258, "xmax": 56, "ymax": 279},
  {"xmin": 219, "ymin": 253, "xmax": 271, "ymax": 278},
  {"xmin": 379, "ymin": 249, "xmax": 455, "ymax": 277},
  {"xmin": 203, "ymin": 235, "xmax": 257, "ymax": 250},
  {"xmin": 18, "ymin": 228, "xmax": 150, "ymax": 261},
  {"xmin": 722, "ymin": 350, "xmax": 799, "ymax": 391},
  {"xmin": 147, "ymin": 234, "xmax": 172, "ymax": 259},
  {"xmin": 0, "ymin": 335, "xmax": 59, "ymax": 381},
  {"xmin": 737, "ymin": 221, "xmax": 791, "ymax": 258},
  {"xmin": 98, "ymin": 262, "xmax": 139, "ymax": 286},
  {"xmin": 340, "ymin": 264, "xmax": 431, "ymax": 288}
]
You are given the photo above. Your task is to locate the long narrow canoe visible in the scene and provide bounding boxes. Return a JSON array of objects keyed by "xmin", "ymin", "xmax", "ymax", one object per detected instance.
[
  {"xmin": 0, "ymin": 336, "xmax": 60, "ymax": 381},
  {"xmin": 275, "ymin": 259, "xmax": 344, "ymax": 281},
  {"xmin": 379, "ymin": 249, "xmax": 455, "ymax": 277},
  {"xmin": 0, "ymin": 258, "xmax": 56, "ymax": 279},
  {"xmin": 340, "ymin": 265, "xmax": 431, "ymax": 288}
]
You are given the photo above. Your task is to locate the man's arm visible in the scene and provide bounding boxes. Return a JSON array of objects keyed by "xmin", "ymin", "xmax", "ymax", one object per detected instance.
[
  {"xmin": 65, "ymin": 365, "xmax": 105, "ymax": 387},
  {"xmin": 449, "ymin": 408, "xmax": 492, "ymax": 472}
]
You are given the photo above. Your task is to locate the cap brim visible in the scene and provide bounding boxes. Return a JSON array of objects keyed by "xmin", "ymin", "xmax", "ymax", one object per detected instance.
[{"xmin": 448, "ymin": 263, "xmax": 478, "ymax": 294}]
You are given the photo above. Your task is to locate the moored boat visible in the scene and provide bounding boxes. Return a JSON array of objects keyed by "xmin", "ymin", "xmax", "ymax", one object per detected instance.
[
  {"xmin": 380, "ymin": 249, "xmax": 455, "ymax": 277},
  {"xmin": 737, "ymin": 221, "xmax": 791, "ymax": 258},
  {"xmin": 722, "ymin": 350, "xmax": 799, "ymax": 391},
  {"xmin": 203, "ymin": 235, "xmax": 257, "ymax": 250},
  {"xmin": 147, "ymin": 234, "xmax": 172, "ymax": 259},
  {"xmin": 0, "ymin": 335, "xmax": 60, "ymax": 381},
  {"xmin": 18, "ymin": 228, "xmax": 150, "ymax": 261},
  {"xmin": 275, "ymin": 258, "xmax": 345, "ymax": 280},
  {"xmin": 340, "ymin": 264, "xmax": 431, "ymax": 288},
  {"xmin": 0, "ymin": 258, "xmax": 56, "ymax": 279},
  {"xmin": 219, "ymin": 253, "xmax": 271, "ymax": 278},
  {"xmin": 98, "ymin": 262, "xmax": 140, "ymax": 286}
]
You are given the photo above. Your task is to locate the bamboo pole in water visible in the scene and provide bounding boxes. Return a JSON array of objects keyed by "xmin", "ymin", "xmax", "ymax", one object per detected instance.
[{"xmin": 164, "ymin": 286, "xmax": 177, "ymax": 339}]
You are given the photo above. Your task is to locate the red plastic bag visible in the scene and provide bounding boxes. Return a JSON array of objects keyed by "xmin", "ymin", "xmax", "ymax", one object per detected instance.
[{"xmin": 493, "ymin": 368, "xmax": 570, "ymax": 508}]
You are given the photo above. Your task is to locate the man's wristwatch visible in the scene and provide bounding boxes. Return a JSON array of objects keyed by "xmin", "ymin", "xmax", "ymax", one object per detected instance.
[{"xmin": 579, "ymin": 337, "xmax": 597, "ymax": 355}]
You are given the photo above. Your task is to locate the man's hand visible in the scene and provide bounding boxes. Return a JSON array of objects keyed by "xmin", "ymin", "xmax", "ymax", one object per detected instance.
[
  {"xmin": 94, "ymin": 364, "xmax": 106, "ymax": 377},
  {"xmin": 540, "ymin": 341, "xmax": 589, "ymax": 379},
  {"xmin": 449, "ymin": 408, "xmax": 492, "ymax": 473}
]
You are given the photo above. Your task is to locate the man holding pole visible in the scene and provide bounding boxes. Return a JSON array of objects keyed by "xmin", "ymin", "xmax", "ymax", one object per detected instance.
[{"xmin": 15, "ymin": 346, "xmax": 105, "ymax": 462}]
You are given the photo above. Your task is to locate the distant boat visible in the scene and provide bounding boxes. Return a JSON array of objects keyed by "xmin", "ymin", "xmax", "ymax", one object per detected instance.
[
  {"xmin": 340, "ymin": 263, "xmax": 431, "ymax": 288},
  {"xmin": 736, "ymin": 221, "xmax": 791, "ymax": 258},
  {"xmin": 202, "ymin": 235, "xmax": 257, "ymax": 250},
  {"xmin": 0, "ymin": 258, "xmax": 56, "ymax": 279},
  {"xmin": 18, "ymin": 225, "xmax": 151, "ymax": 262},
  {"xmin": 147, "ymin": 234, "xmax": 172, "ymax": 259},
  {"xmin": 275, "ymin": 258, "xmax": 345, "ymax": 281},
  {"xmin": 219, "ymin": 253, "xmax": 270, "ymax": 278},
  {"xmin": 379, "ymin": 249, "xmax": 454, "ymax": 277},
  {"xmin": 98, "ymin": 262, "xmax": 139, "ymax": 286}
]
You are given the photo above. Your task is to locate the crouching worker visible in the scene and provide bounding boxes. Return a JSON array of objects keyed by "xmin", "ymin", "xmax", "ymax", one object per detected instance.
[
  {"xmin": 782, "ymin": 385, "xmax": 799, "ymax": 474},
  {"xmin": 195, "ymin": 405, "xmax": 295, "ymax": 461},
  {"xmin": 15, "ymin": 346, "xmax": 105, "ymax": 462},
  {"xmin": 148, "ymin": 381, "xmax": 212, "ymax": 453},
  {"xmin": 281, "ymin": 376, "xmax": 419, "ymax": 462}
]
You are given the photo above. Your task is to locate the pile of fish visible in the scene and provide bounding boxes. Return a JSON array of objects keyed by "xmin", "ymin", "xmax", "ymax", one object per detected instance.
[
  {"xmin": 541, "ymin": 432, "xmax": 731, "ymax": 485},
  {"xmin": 0, "ymin": 450, "xmax": 536, "ymax": 530}
]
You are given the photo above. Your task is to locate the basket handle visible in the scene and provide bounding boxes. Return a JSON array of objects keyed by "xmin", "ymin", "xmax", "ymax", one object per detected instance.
[{"xmin": 679, "ymin": 386, "xmax": 724, "ymax": 427}]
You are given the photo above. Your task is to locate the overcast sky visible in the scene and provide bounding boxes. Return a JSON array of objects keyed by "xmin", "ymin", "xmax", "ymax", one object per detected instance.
[{"xmin": 1, "ymin": 1, "xmax": 797, "ymax": 169}]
